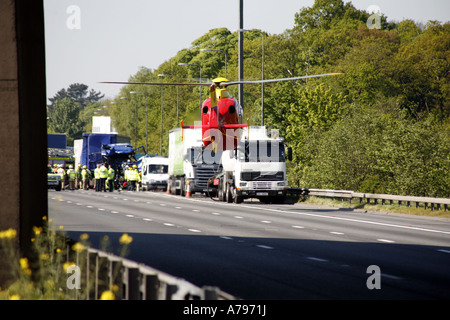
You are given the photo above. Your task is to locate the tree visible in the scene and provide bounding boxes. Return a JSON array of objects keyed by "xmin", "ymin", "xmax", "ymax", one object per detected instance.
[
  {"xmin": 48, "ymin": 83, "xmax": 104, "ymax": 108},
  {"xmin": 47, "ymin": 98, "xmax": 83, "ymax": 145}
]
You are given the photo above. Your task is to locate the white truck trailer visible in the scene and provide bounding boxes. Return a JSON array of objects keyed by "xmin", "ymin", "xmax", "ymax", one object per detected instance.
[
  {"xmin": 168, "ymin": 127, "xmax": 222, "ymax": 196},
  {"xmin": 208, "ymin": 126, "xmax": 291, "ymax": 203}
]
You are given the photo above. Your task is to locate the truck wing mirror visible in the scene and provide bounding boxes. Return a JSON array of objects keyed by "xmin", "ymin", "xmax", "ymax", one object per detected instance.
[{"xmin": 287, "ymin": 147, "xmax": 293, "ymax": 161}]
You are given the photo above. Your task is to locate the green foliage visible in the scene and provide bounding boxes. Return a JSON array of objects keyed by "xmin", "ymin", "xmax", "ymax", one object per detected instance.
[
  {"xmin": 47, "ymin": 83, "xmax": 105, "ymax": 144},
  {"xmin": 47, "ymin": 98, "xmax": 83, "ymax": 145}
]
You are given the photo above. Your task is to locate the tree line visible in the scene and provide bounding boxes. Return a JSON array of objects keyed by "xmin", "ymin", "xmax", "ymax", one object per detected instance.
[{"xmin": 48, "ymin": 0, "xmax": 449, "ymax": 198}]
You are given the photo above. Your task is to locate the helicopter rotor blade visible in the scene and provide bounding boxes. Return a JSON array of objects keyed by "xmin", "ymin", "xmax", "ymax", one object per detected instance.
[
  {"xmin": 99, "ymin": 81, "xmax": 210, "ymax": 86},
  {"xmin": 100, "ymin": 73, "xmax": 342, "ymax": 87},
  {"xmin": 224, "ymin": 73, "xmax": 342, "ymax": 86}
]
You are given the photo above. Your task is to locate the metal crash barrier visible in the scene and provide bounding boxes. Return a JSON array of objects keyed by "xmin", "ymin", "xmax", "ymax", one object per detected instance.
[{"xmin": 81, "ymin": 247, "xmax": 237, "ymax": 300}]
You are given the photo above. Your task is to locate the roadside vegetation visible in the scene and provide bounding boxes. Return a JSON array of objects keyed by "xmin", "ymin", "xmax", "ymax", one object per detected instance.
[{"xmin": 0, "ymin": 217, "xmax": 132, "ymax": 300}]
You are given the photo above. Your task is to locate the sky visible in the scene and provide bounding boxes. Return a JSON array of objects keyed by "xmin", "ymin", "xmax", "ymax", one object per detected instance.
[{"xmin": 43, "ymin": 0, "xmax": 450, "ymax": 102}]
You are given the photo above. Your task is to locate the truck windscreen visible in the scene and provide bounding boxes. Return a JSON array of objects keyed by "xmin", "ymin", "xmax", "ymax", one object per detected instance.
[{"xmin": 239, "ymin": 141, "xmax": 286, "ymax": 163}]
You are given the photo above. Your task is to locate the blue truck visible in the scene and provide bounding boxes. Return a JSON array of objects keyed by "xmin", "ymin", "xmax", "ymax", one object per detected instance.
[{"xmin": 76, "ymin": 133, "xmax": 145, "ymax": 189}]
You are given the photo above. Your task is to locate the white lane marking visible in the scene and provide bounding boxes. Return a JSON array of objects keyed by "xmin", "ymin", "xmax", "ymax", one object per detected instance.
[
  {"xmin": 86, "ymin": 205, "xmax": 93, "ymax": 208},
  {"xmin": 123, "ymin": 199, "xmax": 128, "ymax": 201},
  {"xmin": 76, "ymin": 203, "xmax": 82, "ymax": 206},
  {"xmin": 377, "ymin": 238, "xmax": 395, "ymax": 243},
  {"xmin": 192, "ymin": 209, "xmax": 200, "ymax": 212},
  {"xmin": 111, "ymin": 211, "xmax": 119, "ymax": 214},
  {"xmin": 211, "ymin": 212, "xmax": 221, "ymax": 215},
  {"xmin": 143, "ymin": 218, "xmax": 152, "ymax": 221},
  {"xmin": 234, "ymin": 203, "xmax": 450, "ymax": 236},
  {"xmin": 382, "ymin": 273, "xmax": 403, "ymax": 280},
  {"xmin": 256, "ymin": 245, "xmax": 274, "ymax": 250},
  {"xmin": 330, "ymin": 231, "xmax": 344, "ymax": 235},
  {"xmin": 163, "ymin": 223, "xmax": 174, "ymax": 227},
  {"xmin": 126, "ymin": 214, "xmax": 134, "ymax": 218},
  {"xmin": 307, "ymin": 257, "xmax": 328, "ymax": 262},
  {"xmin": 188, "ymin": 229, "xmax": 201, "ymax": 233},
  {"xmin": 67, "ymin": 201, "xmax": 72, "ymax": 204},
  {"xmin": 438, "ymin": 249, "xmax": 450, "ymax": 254},
  {"xmin": 175, "ymin": 206, "xmax": 182, "ymax": 209},
  {"xmin": 234, "ymin": 216, "xmax": 243, "ymax": 219},
  {"xmin": 261, "ymin": 220, "xmax": 271, "ymax": 224},
  {"xmin": 220, "ymin": 236, "xmax": 233, "ymax": 240},
  {"xmin": 160, "ymin": 203, "xmax": 166, "ymax": 206},
  {"xmin": 292, "ymin": 225, "xmax": 304, "ymax": 229},
  {"xmin": 98, "ymin": 208, "xmax": 105, "ymax": 211}
]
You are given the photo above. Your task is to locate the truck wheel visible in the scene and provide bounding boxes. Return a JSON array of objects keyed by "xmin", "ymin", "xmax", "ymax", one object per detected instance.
[
  {"xmin": 233, "ymin": 188, "xmax": 242, "ymax": 204},
  {"xmin": 218, "ymin": 180, "xmax": 224, "ymax": 201},
  {"xmin": 55, "ymin": 182, "xmax": 61, "ymax": 191},
  {"xmin": 181, "ymin": 178, "xmax": 186, "ymax": 197},
  {"xmin": 226, "ymin": 184, "xmax": 232, "ymax": 203}
]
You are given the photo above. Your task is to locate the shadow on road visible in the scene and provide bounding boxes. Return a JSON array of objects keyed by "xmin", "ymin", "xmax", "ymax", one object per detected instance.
[{"xmin": 63, "ymin": 230, "xmax": 450, "ymax": 300}]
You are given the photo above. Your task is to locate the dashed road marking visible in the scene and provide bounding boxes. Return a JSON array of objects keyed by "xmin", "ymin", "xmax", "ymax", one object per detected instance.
[
  {"xmin": 257, "ymin": 245, "xmax": 274, "ymax": 250},
  {"xmin": 377, "ymin": 239, "xmax": 395, "ymax": 243}
]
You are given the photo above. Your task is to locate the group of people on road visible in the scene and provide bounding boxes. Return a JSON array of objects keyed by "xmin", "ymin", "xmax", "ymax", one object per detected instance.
[
  {"xmin": 52, "ymin": 163, "xmax": 91, "ymax": 190},
  {"xmin": 93, "ymin": 163, "xmax": 115, "ymax": 192},
  {"xmin": 52, "ymin": 162, "xmax": 141, "ymax": 192},
  {"xmin": 123, "ymin": 164, "xmax": 141, "ymax": 191}
]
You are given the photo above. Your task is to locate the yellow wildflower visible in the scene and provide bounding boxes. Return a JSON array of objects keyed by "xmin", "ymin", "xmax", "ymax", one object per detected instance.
[
  {"xmin": 80, "ymin": 233, "xmax": 89, "ymax": 241},
  {"xmin": 72, "ymin": 242, "xmax": 85, "ymax": 253},
  {"xmin": 40, "ymin": 253, "xmax": 49, "ymax": 260},
  {"xmin": 33, "ymin": 226, "xmax": 43, "ymax": 235},
  {"xmin": 63, "ymin": 261, "xmax": 76, "ymax": 272},
  {"xmin": 99, "ymin": 290, "xmax": 115, "ymax": 300},
  {"xmin": 0, "ymin": 228, "xmax": 17, "ymax": 239},
  {"xmin": 119, "ymin": 233, "xmax": 133, "ymax": 245},
  {"xmin": 19, "ymin": 258, "xmax": 32, "ymax": 276}
]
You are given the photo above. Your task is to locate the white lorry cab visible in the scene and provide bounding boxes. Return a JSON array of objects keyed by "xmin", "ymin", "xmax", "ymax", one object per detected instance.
[{"xmin": 141, "ymin": 156, "xmax": 169, "ymax": 191}]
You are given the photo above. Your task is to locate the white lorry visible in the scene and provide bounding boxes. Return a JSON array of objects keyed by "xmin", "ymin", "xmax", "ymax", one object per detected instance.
[
  {"xmin": 208, "ymin": 126, "xmax": 291, "ymax": 203},
  {"xmin": 168, "ymin": 127, "xmax": 222, "ymax": 196},
  {"xmin": 141, "ymin": 155, "xmax": 169, "ymax": 191}
]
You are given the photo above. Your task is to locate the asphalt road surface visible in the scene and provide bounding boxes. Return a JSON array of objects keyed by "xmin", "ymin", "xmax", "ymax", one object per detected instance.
[{"xmin": 48, "ymin": 189, "xmax": 450, "ymax": 299}]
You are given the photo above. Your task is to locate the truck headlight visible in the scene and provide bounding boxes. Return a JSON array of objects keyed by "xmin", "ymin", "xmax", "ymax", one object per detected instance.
[
  {"xmin": 277, "ymin": 182, "xmax": 285, "ymax": 186},
  {"xmin": 240, "ymin": 182, "xmax": 247, "ymax": 187}
]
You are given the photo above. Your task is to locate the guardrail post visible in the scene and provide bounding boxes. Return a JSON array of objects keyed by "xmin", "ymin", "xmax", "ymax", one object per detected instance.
[
  {"xmin": 203, "ymin": 286, "xmax": 219, "ymax": 300},
  {"xmin": 143, "ymin": 274, "xmax": 160, "ymax": 300},
  {"xmin": 109, "ymin": 260, "xmax": 123, "ymax": 300},
  {"xmin": 96, "ymin": 256, "xmax": 109, "ymax": 299},
  {"xmin": 86, "ymin": 251, "xmax": 98, "ymax": 300},
  {"xmin": 123, "ymin": 267, "xmax": 141, "ymax": 300},
  {"xmin": 165, "ymin": 284, "xmax": 179, "ymax": 300}
]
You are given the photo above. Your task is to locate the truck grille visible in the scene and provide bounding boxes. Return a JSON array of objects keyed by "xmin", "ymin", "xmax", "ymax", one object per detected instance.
[
  {"xmin": 252, "ymin": 181, "xmax": 272, "ymax": 189},
  {"xmin": 193, "ymin": 165, "xmax": 220, "ymax": 190}
]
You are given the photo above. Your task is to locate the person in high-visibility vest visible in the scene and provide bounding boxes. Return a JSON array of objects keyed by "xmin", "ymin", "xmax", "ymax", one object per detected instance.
[
  {"xmin": 94, "ymin": 164, "xmax": 101, "ymax": 192},
  {"xmin": 128, "ymin": 165, "xmax": 140, "ymax": 191},
  {"xmin": 57, "ymin": 165, "xmax": 66, "ymax": 190},
  {"xmin": 66, "ymin": 165, "xmax": 76, "ymax": 190},
  {"xmin": 75, "ymin": 164, "xmax": 82, "ymax": 189},
  {"xmin": 107, "ymin": 165, "xmax": 115, "ymax": 192},
  {"xmin": 99, "ymin": 163, "xmax": 108, "ymax": 192},
  {"xmin": 81, "ymin": 165, "xmax": 90, "ymax": 190}
]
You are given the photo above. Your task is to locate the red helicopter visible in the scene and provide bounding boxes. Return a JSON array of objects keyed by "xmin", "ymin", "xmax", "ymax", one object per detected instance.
[{"xmin": 102, "ymin": 73, "xmax": 341, "ymax": 151}]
